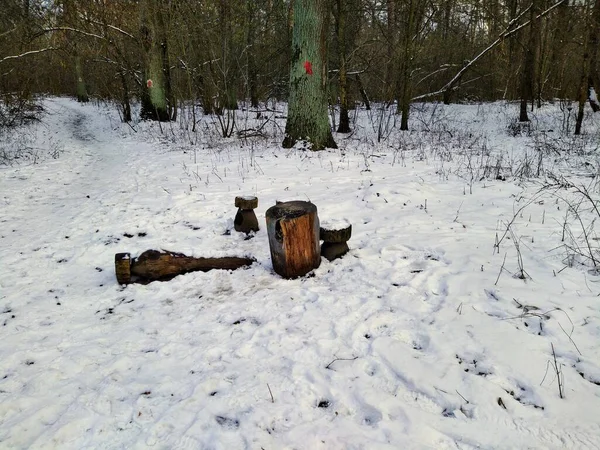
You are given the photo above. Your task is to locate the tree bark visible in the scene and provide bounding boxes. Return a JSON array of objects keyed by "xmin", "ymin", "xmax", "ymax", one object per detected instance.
[
  {"xmin": 283, "ymin": 0, "xmax": 337, "ymax": 150},
  {"xmin": 519, "ymin": 0, "xmax": 540, "ymax": 122},
  {"xmin": 266, "ymin": 201, "xmax": 321, "ymax": 278},
  {"xmin": 577, "ymin": 1, "xmax": 594, "ymax": 134},
  {"xmin": 140, "ymin": 0, "xmax": 172, "ymax": 121},
  {"xmin": 247, "ymin": 0, "xmax": 259, "ymax": 108},
  {"xmin": 124, "ymin": 250, "xmax": 255, "ymax": 283},
  {"xmin": 335, "ymin": 0, "xmax": 350, "ymax": 133},
  {"xmin": 588, "ymin": 0, "xmax": 600, "ymax": 112},
  {"xmin": 354, "ymin": 73, "xmax": 371, "ymax": 110},
  {"xmin": 75, "ymin": 53, "xmax": 89, "ymax": 102},
  {"xmin": 119, "ymin": 69, "xmax": 131, "ymax": 122},
  {"xmin": 397, "ymin": 0, "xmax": 420, "ymax": 130}
]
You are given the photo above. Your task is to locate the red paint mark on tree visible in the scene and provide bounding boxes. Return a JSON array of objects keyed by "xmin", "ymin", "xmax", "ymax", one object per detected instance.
[
  {"xmin": 146, "ymin": 79, "xmax": 153, "ymax": 88},
  {"xmin": 304, "ymin": 61, "xmax": 313, "ymax": 75}
]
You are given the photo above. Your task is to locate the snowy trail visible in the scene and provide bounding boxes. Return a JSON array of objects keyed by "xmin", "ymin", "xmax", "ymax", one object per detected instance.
[
  {"xmin": 0, "ymin": 99, "xmax": 174, "ymax": 448},
  {"xmin": 1, "ymin": 99, "xmax": 600, "ymax": 449}
]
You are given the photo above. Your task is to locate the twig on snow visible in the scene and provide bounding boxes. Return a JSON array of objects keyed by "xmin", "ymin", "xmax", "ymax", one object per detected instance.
[{"xmin": 325, "ymin": 356, "xmax": 358, "ymax": 370}]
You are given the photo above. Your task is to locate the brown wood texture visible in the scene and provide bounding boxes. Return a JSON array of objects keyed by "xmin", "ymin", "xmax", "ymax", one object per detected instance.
[
  {"xmin": 115, "ymin": 252, "xmax": 132, "ymax": 284},
  {"xmin": 128, "ymin": 249, "xmax": 254, "ymax": 282},
  {"xmin": 235, "ymin": 196, "xmax": 258, "ymax": 209},
  {"xmin": 320, "ymin": 224, "xmax": 352, "ymax": 243},
  {"xmin": 266, "ymin": 201, "xmax": 320, "ymax": 278}
]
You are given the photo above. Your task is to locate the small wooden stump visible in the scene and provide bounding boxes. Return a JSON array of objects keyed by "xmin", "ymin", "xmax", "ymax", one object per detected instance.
[
  {"xmin": 320, "ymin": 224, "xmax": 352, "ymax": 261},
  {"xmin": 114, "ymin": 249, "xmax": 255, "ymax": 284},
  {"xmin": 265, "ymin": 201, "xmax": 320, "ymax": 279},
  {"xmin": 234, "ymin": 196, "xmax": 259, "ymax": 234},
  {"xmin": 115, "ymin": 252, "xmax": 132, "ymax": 284}
]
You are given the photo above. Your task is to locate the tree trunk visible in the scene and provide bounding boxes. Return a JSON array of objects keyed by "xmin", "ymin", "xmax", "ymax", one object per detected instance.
[
  {"xmin": 218, "ymin": 0, "xmax": 238, "ymax": 111},
  {"xmin": 247, "ymin": 0, "xmax": 259, "ymax": 108},
  {"xmin": 397, "ymin": 0, "xmax": 420, "ymax": 129},
  {"xmin": 519, "ymin": 0, "xmax": 540, "ymax": 122},
  {"xmin": 283, "ymin": 0, "xmax": 337, "ymax": 150},
  {"xmin": 335, "ymin": 0, "xmax": 350, "ymax": 133},
  {"xmin": 385, "ymin": 0, "xmax": 397, "ymax": 102},
  {"xmin": 588, "ymin": 0, "xmax": 600, "ymax": 112},
  {"xmin": 119, "ymin": 69, "xmax": 131, "ymax": 122},
  {"xmin": 140, "ymin": 0, "xmax": 171, "ymax": 121},
  {"xmin": 355, "ymin": 73, "xmax": 371, "ymax": 110},
  {"xmin": 266, "ymin": 201, "xmax": 321, "ymax": 278},
  {"xmin": 577, "ymin": 1, "xmax": 594, "ymax": 134},
  {"xmin": 75, "ymin": 54, "xmax": 89, "ymax": 103}
]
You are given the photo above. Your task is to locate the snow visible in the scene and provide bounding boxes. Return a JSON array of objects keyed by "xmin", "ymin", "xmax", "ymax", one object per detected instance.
[{"xmin": 1, "ymin": 97, "xmax": 600, "ymax": 449}]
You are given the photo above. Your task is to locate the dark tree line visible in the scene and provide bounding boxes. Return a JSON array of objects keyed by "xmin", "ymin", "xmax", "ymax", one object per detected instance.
[{"xmin": 1, "ymin": 0, "xmax": 599, "ymax": 147}]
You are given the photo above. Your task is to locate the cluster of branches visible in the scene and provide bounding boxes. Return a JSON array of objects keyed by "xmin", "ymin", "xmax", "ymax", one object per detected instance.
[{"xmin": 1, "ymin": 0, "xmax": 598, "ymax": 132}]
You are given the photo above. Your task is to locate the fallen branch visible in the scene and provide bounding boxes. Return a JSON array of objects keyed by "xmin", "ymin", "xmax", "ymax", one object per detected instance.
[{"xmin": 325, "ymin": 356, "xmax": 358, "ymax": 370}]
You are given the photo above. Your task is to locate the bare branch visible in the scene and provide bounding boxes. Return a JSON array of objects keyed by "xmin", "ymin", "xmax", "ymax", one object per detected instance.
[
  {"xmin": 0, "ymin": 47, "xmax": 59, "ymax": 65},
  {"xmin": 412, "ymin": 0, "xmax": 565, "ymax": 102},
  {"xmin": 37, "ymin": 27, "xmax": 105, "ymax": 41},
  {"xmin": 80, "ymin": 16, "xmax": 136, "ymax": 40}
]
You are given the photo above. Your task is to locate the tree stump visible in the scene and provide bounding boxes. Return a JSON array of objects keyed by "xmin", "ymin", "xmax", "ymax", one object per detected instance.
[
  {"xmin": 234, "ymin": 196, "xmax": 259, "ymax": 234},
  {"xmin": 265, "ymin": 201, "xmax": 321, "ymax": 278},
  {"xmin": 320, "ymin": 224, "xmax": 352, "ymax": 261},
  {"xmin": 115, "ymin": 252, "xmax": 132, "ymax": 284}
]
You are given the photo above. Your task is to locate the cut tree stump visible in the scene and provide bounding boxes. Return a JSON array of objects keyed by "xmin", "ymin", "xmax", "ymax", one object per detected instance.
[
  {"xmin": 234, "ymin": 195, "xmax": 259, "ymax": 234},
  {"xmin": 265, "ymin": 201, "xmax": 320, "ymax": 279},
  {"xmin": 320, "ymin": 224, "xmax": 351, "ymax": 261},
  {"xmin": 115, "ymin": 249, "xmax": 255, "ymax": 284}
]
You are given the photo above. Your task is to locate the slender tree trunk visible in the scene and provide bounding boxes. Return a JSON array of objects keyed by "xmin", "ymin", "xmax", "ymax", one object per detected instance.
[
  {"xmin": 577, "ymin": 1, "xmax": 594, "ymax": 134},
  {"xmin": 119, "ymin": 69, "xmax": 131, "ymax": 122},
  {"xmin": 75, "ymin": 53, "xmax": 89, "ymax": 103},
  {"xmin": 335, "ymin": 0, "xmax": 350, "ymax": 133},
  {"xmin": 140, "ymin": 0, "xmax": 170, "ymax": 121},
  {"xmin": 218, "ymin": 0, "xmax": 238, "ymax": 110},
  {"xmin": 355, "ymin": 73, "xmax": 371, "ymax": 110},
  {"xmin": 397, "ymin": 0, "xmax": 419, "ymax": 130},
  {"xmin": 247, "ymin": 0, "xmax": 259, "ymax": 108},
  {"xmin": 385, "ymin": 0, "xmax": 397, "ymax": 102},
  {"xmin": 519, "ymin": 0, "xmax": 540, "ymax": 122},
  {"xmin": 588, "ymin": 0, "xmax": 600, "ymax": 112},
  {"xmin": 283, "ymin": 0, "xmax": 336, "ymax": 150}
]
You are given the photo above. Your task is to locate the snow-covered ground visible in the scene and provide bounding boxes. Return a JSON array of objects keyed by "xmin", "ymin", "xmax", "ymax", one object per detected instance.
[{"xmin": 1, "ymin": 97, "xmax": 600, "ymax": 449}]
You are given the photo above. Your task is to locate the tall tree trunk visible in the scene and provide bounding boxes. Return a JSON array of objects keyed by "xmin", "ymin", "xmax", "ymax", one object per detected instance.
[
  {"xmin": 283, "ymin": 0, "xmax": 336, "ymax": 150},
  {"xmin": 355, "ymin": 73, "xmax": 371, "ymax": 110},
  {"xmin": 588, "ymin": 0, "xmax": 600, "ymax": 112},
  {"xmin": 397, "ymin": 0, "xmax": 418, "ymax": 130},
  {"xmin": 140, "ymin": 0, "xmax": 171, "ymax": 121},
  {"xmin": 218, "ymin": 0, "xmax": 238, "ymax": 111},
  {"xmin": 335, "ymin": 0, "xmax": 350, "ymax": 133},
  {"xmin": 385, "ymin": 0, "xmax": 397, "ymax": 102},
  {"xmin": 577, "ymin": 1, "xmax": 594, "ymax": 134},
  {"xmin": 75, "ymin": 53, "xmax": 89, "ymax": 103},
  {"xmin": 119, "ymin": 69, "xmax": 131, "ymax": 122},
  {"xmin": 519, "ymin": 0, "xmax": 540, "ymax": 122},
  {"xmin": 247, "ymin": 0, "xmax": 259, "ymax": 108}
]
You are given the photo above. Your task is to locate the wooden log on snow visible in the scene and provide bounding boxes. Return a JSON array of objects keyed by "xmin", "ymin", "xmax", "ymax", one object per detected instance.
[
  {"xmin": 115, "ymin": 249, "xmax": 255, "ymax": 283},
  {"xmin": 115, "ymin": 252, "xmax": 132, "ymax": 284},
  {"xmin": 265, "ymin": 201, "xmax": 320, "ymax": 279}
]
